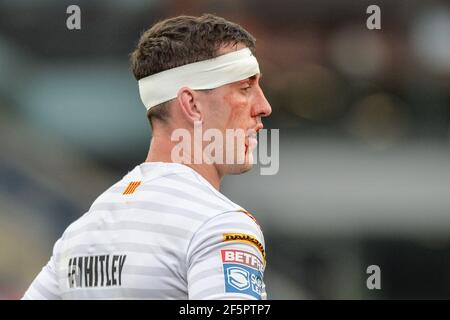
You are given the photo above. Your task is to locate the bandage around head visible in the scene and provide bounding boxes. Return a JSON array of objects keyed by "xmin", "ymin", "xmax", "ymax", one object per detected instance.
[{"xmin": 138, "ymin": 48, "xmax": 260, "ymax": 111}]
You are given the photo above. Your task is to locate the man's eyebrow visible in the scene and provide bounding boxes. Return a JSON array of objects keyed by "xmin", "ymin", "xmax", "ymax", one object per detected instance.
[
  {"xmin": 250, "ymin": 73, "xmax": 262, "ymax": 81},
  {"xmin": 240, "ymin": 73, "xmax": 262, "ymax": 84}
]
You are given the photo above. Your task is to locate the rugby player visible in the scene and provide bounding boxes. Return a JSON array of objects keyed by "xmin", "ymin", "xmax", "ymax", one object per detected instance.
[{"xmin": 23, "ymin": 13, "xmax": 272, "ymax": 300}]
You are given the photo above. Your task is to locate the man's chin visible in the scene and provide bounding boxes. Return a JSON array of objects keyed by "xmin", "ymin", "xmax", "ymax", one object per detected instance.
[{"xmin": 225, "ymin": 162, "xmax": 254, "ymax": 175}]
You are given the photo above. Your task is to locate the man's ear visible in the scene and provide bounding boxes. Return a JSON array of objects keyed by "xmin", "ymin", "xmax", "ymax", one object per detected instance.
[{"xmin": 177, "ymin": 87, "xmax": 203, "ymax": 124}]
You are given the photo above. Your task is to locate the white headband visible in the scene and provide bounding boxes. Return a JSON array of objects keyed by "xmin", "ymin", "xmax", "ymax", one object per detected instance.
[{"xmin": 138, "ymin": 48, "xmax": 260, "ymax": 110}]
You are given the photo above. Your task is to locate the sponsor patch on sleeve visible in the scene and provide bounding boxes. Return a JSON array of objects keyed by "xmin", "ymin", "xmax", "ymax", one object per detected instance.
[
  {"xmin": 222, "ymin": 233, "xmax": 266, "ymax": 262},
  {"xmin": 221, "ymin": 249, "xmax": 264, "ymax": 299}
]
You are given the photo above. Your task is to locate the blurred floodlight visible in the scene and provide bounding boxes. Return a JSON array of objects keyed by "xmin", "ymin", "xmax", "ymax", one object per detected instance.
[
  {"xmin": 411, "ymin": 6, "xmax": 450, "ymax": 74},
  {"xmin": 278, "ymin": 65, "xmax": 346, "ymax": 122},
  {"xmin": 330, "ymin": 26, "xmax": 387, "ymax": 79},
  {"xmin": 344, "ymin": 93, "xmax": 411, "ymax": 150}
]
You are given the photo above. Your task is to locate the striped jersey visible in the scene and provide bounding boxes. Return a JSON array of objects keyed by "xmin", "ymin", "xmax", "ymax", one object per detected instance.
[{"xmin": 22, "ymin": 162, "xmax": 267, "ymax": 300}]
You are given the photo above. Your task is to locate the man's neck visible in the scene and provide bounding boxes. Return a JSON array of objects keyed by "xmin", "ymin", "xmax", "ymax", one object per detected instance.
[
  {"xmin": 183, "ymin": 163, "xmax": 222, "ymax": 190},
  {"xmin": 145, "ymin": 136, "xmax": 222, "ymax": 190}
]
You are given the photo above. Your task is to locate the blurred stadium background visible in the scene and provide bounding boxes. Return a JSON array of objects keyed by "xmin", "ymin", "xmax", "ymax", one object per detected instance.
[{"xmin": 0, "ymin": 0, "xmax": 449, "ymax": 299}]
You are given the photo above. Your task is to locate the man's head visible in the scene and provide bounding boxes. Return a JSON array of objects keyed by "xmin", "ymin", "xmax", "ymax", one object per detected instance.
[{"xmin": 130, "ymin": 14, "xmax": 272, "ymax": 176}]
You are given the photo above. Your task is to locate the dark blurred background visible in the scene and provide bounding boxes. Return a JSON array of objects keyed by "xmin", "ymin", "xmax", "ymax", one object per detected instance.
[{"xmin": 0, "ymin": 0, "xmax": 449, "ymax": 299}]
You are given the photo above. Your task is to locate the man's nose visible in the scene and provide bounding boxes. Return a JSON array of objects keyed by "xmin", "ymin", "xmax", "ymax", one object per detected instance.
[{"xmin": 253, "ymin": 86, "xmax": 272, "ymax": 118}]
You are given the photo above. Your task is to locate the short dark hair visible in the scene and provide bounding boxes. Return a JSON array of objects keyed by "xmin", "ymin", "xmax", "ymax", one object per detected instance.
[{"xmin": 129, "ymin": 14, "xmax": 256, "ymax": 126}]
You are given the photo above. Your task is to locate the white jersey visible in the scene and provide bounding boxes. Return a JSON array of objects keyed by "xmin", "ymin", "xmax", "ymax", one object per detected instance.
[{"xmin": 23, "ymin": 162, "xmax": 267, "ymax": 300}]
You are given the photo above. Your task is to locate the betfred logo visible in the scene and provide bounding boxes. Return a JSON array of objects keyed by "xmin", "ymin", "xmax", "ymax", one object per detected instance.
[{"xmin": 221, "ymin": 249, "xmax": 264, "ymax": 273}]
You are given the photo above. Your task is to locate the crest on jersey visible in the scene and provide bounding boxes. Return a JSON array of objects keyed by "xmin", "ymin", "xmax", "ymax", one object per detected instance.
[{"xmin": 123, "ymin": 181, "xmax": 141, "ymax": 195}]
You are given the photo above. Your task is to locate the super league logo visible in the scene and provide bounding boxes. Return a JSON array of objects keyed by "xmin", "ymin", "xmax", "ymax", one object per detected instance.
[{"xmin": 227, "ymin": 266, "xmax": 250, "ymax": 290}]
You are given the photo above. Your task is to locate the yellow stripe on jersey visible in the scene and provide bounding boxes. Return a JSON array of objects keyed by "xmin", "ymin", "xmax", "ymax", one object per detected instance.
[{"xmin": 122, "ymin": 181, "xmax": 141, "ymax": 195}]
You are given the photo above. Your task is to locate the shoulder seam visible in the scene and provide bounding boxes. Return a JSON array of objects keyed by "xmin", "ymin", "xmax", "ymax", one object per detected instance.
[{"xmin": 185, "ymin": 209, "xmax": 262, "ymax": 267}]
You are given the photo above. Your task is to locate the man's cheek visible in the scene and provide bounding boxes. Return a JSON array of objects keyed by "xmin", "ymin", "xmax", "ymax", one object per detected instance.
[{"xmin": 228, "ymin": 105, "xmax": 249, "ymax": 128}]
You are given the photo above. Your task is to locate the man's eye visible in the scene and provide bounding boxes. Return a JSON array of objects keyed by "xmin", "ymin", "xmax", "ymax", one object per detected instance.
[{"xmin": 241, "ymin": 86, "xmax": 251, "ymax": 91}]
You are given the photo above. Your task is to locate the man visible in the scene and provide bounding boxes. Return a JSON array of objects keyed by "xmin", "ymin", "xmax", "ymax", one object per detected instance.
[{"xmin": 23, "ymin": 13, "xmax": 272, "ymax": 300}]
